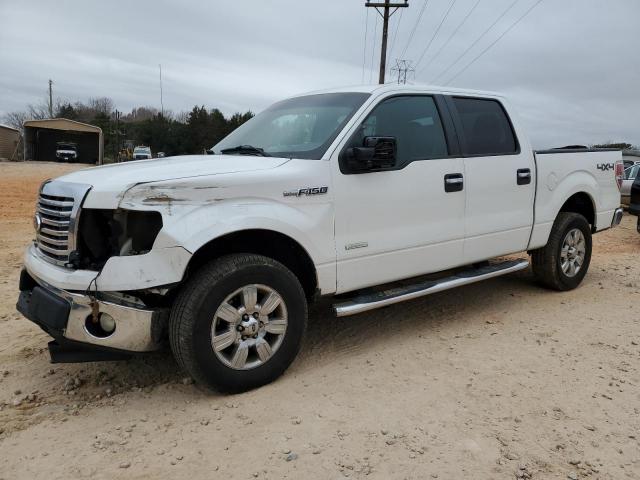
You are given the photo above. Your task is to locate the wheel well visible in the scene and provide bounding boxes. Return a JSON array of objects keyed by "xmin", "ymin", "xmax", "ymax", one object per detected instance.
[
  {"xmin": 186, "ymin": 230, "xmax": 318, "ymax": 299},
  {"xmin": 559, "ymin": 192, "xmax": 595, "ymax": 228}
]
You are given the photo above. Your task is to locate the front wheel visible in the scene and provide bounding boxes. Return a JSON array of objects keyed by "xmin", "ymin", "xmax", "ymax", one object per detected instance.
[
  {"xmin": 530, "ymin": 212, "xmax": 592, "ymax": 291},
  {"xmin": 169, "ymin": 254, "xmax": 307, "ymax": 393}
]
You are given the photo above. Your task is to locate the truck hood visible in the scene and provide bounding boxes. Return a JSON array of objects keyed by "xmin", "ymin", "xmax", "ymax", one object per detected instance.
[{"xmin": 56, "ymin": 154, "xmax": 291, "ymax": 208}]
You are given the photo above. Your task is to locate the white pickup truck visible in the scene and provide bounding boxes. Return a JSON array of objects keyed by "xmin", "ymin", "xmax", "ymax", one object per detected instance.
[
  {"xmin": 17, "ymin": 85, "xmax": 624, "ymax": 392},
  {"xmin": 55, "ymin": 142, "xmax": 78, "ymax": 162}
]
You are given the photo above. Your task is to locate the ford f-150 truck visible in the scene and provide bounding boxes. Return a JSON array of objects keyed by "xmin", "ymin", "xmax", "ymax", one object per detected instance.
[{"xmin": 17, "ymin": 85, "xmax": 624, "ymax": 392}]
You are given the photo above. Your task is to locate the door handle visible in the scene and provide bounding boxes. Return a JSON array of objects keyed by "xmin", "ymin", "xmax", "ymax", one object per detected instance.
[
  {"xmin": 444, "ymin": 173, "xmax": 464, "ymax": 192},
  {"xmin": 517, "ymin": 168, "xmax": 531, "ymax": 185}
]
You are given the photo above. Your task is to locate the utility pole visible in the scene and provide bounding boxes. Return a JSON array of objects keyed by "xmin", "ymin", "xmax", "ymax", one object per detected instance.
[
  {"xmin": 114, "ymin": 109, "xmax": 121, "ymax": 162},
  {"xmin": 391, "ymin": 59, "xmax": 415, "ymax": 84},
  {"xmin": 365, "ymin": 1, "xmax": 409, "ymax": 84},
  {"xmin": 159, "ymin": 64, "xmax": 164, "ymax": 117},
  {"xmin": 48, "ymin": 79, "xmax": 53, "ymax": 118}
]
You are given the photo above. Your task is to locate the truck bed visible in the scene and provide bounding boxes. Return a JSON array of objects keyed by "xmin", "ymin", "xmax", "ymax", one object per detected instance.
[{"xmin": 528, "ymin": 148, "xmax": 622, "ymax": 250}]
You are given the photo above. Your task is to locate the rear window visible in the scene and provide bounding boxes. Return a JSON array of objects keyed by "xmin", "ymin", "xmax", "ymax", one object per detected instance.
[{"xmin": 451, "ymin": 97, "xmax": 518, "ymax": 156}]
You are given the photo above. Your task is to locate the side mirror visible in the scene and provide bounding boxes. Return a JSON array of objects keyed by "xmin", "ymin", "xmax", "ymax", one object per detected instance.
[{"xmin": 345, "ymin": 136, "xmax": 397, "ymax": 173}]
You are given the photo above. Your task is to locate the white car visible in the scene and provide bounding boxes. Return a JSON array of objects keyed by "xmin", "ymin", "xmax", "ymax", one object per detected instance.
[
  {"xmin": 621, "ymin": 163, "xmax": 640, "ymax": 206},
  {"xmin": 17, "ymin": 84, "xmax": 623, "ymax": 392},
  {"xmin": 132, "ymin": 146, "xmax": 152, "ymax": 160}
]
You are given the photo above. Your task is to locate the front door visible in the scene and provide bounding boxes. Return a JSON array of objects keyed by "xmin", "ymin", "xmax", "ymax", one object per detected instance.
[{"xmin": 332, "ymin": 94, "xmax": 466, "ymax": 294}]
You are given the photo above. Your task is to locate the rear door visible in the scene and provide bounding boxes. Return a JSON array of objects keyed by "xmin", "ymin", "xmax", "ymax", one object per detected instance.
[{"xmin": 446, "ymin": 96, "xmax": 535, "ymax": 263}]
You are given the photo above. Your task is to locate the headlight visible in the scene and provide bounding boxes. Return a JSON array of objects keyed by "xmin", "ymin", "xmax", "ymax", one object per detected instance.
[{"xmin": 76, "ymin": 209, "xmax": 163, "ymax": 269}]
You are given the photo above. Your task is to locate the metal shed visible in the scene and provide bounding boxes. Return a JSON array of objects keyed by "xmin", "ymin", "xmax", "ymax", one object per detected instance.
[
  {"xmin": 0, "ymin": 124, "xmax": 20, "ymax": 160},
  {"xmin": 23, "ymin": 119, "xmax": 103, "ymax": 165}
]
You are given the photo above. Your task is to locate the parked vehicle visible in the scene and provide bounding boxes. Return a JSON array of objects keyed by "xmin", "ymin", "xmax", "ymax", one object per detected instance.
[
  {"xmin": 118, "ymin": 147, "xmax": 132, "ymax": 162},
  {"xmin": 55, "ymin": 142, "xmax": 78, "ymax": 162},
  {"xmin": 17, "ymin": 85, "xmax": 624, "ymax": 392},
  {"xmin": 629, "ymin": 171, "xmax": 640, "ymax": 232},
  {"xmin": 157, "ymin": 152, "xmax": 166, "ymax": 158},
  {"xmin": 621, "ymin": 163, "xmax": 640, "ymax": 207},
  {"xmin": 132, "ymin": 145, "xmax": 152, "ymax": 160}
]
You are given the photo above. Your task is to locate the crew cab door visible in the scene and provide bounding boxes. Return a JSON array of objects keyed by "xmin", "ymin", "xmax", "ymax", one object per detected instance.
[
  {"xmin": 331, "ymin": 94, "xmax": 466, "ymax": 294},
  {"xmin": 445, "ymin": 96, "xmax": 535, "ymax": 263}
]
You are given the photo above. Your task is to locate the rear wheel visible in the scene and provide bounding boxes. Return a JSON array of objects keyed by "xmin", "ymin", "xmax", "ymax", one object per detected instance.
[
  {"xmin": 169, "ymin": 254, "xmax": 307, "ymax": 393},
  {"xmin": 531, "ymin": 212, "xmax": 592, "ymax": 291}
]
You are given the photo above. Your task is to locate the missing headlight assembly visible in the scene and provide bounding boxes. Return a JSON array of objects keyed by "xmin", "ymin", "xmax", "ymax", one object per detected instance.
[{"xmin": 75, "ymin": 209, "xmax": 163, "ymax": 269}]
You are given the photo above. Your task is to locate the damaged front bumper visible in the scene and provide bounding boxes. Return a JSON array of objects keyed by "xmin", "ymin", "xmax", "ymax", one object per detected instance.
[{"xmin": 16, "ymin": 269, "xmax": 167, "ymax": 363}]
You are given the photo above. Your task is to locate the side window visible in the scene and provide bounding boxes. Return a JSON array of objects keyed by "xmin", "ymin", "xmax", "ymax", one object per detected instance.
[
  {"xmin": 451, "ymin": 97, "xmax": 518, "ymax": 156},
  {"xmin": 351, "ymin": 96, "xmax": 449, "ymax": 165}
]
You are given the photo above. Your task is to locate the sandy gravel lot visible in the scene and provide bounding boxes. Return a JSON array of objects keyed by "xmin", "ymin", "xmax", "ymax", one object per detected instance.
[{"xmin": 0, "ymin": 161, "xmax": 639, "ymax": 479}]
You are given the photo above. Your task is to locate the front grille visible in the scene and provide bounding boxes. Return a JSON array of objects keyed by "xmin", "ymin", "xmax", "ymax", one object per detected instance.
[
  {"xmin": 35, "ymin": 181, "xmax": 91, "ymax": 267},
  {"xmin": 36, "ymin": 194, "xmax": 74, "ymax": 264}
]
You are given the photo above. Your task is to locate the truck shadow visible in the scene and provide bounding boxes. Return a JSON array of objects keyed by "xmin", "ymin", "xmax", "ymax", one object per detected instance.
[
  {"xmin": 45, "ymin": 268, "xmax": 548, "ymax": 398},
  {"xmin": 296, "ymin": 268, "xmax": 540, "ymax": 371}
]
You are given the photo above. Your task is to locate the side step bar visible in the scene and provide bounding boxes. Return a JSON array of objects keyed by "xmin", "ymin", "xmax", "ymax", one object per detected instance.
[{"xmin": 333, "ymin": 259, "xmax": 529, "ymax": 317}]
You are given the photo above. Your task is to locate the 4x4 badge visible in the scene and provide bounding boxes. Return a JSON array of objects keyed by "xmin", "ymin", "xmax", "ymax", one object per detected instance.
[{"xmin": 597, "ymin": 163, "xmax": 614, "ymax": 171}]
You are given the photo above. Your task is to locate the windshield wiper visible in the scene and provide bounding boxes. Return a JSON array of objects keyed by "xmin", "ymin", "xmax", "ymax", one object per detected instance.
[{"xmin": 219, "ymin": 145, "xmax": 271, "ymax": 157}]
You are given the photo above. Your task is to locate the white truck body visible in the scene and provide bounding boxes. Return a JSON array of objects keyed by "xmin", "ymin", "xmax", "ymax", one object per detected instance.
[{"xmin": 17, "ymin": 84, "xmax": 623, "ymax": 389}]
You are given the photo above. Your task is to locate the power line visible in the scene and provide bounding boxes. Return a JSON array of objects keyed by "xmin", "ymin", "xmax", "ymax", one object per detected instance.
[
  {"xmin": 419, "ymin": 0, "xmax": 482, "ymax": 77},
  {"xmin": 387, "ymin": 8, "xmax": 404, "ymax": 65},
  {"xmin": 369, "ymin": 13, "xmax": 379, "ymax": 83},
  {"xmin": 444, "ymin": 0, "xmax": 544, "ymax": 84},
  {"xmin": 361, "ymin": 7, "xmax": 370, "ymax": 83},
  {"xmin": 413, "ymin": 0, "xmax": 459, "ymax": 71},
  {"xmin": 430, "ymin": 0, "xmax": 519, "ymax": 84},
  {"xmin": 399, "ymin": 0, "xmax": 430, "ymax": 60}
]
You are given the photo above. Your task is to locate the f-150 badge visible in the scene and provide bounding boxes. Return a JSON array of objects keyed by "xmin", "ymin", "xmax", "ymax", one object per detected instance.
[{"xmin": 283, "ymin": 186, "xmax": 328, "ymax": 197}]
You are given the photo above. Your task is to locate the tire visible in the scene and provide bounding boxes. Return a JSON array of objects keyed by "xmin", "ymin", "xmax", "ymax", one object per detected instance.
[
  {"xmin": 169, "ymin": 254, "xmax": 307, "ymax": 393},
  {"xmin": 530, "ymin": 212, "xmax": 592, "ymax": 291}
]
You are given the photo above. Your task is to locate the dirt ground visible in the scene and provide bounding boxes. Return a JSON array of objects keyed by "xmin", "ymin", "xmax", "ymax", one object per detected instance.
[{"xmin": 0, "ymin": 161, "xmax": 638, "ymax": 480}]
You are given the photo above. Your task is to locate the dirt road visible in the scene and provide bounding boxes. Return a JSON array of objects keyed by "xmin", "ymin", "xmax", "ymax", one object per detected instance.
[{"xmin": 1, "ymin": 162, "xmax": 639, "ymax": 479}]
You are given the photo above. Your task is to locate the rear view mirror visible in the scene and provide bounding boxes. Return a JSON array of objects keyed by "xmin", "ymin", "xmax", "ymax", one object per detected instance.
[{"xmin": 345, "ymin": 136, "xmax": 397, "ymax": 173}]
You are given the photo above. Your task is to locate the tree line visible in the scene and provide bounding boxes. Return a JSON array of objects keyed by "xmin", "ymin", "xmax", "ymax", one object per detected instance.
[
  {"xmin": 3, "ymin": 97, "xmax": 638, "ymax": 160},
  {"xmin": 3, "ymin": 96, "xmax": 254, "ymax": 160}
]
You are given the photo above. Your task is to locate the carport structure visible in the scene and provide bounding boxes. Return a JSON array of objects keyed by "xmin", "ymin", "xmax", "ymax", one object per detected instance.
[
  {"xmin": 23, "ymin": 119, "xmax": 103, "ymax": 164},
  {"xmin": 0, "ymin": 124, "xmax": 20, "ymax": 160}
]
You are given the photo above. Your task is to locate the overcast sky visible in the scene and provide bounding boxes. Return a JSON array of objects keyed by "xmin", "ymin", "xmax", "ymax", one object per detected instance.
[{"xmin": 1, "ymin": 0, "xmax": 638, "ymax": 148}]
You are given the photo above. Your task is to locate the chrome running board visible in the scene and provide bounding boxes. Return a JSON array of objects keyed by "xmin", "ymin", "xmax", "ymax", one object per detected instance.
[{"xmin": 333, "ymin": 259, "xmax": 529, "ymax": 317}]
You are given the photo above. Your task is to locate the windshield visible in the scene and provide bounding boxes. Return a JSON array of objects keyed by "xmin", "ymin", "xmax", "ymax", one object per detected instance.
[
  {"xmin": 626, "ymin": 164, "xmax": 640, "ymax": 180},
  {"xmin": 212, "ymin": 92, "xmax": 370, "ymax": 159},
  {"xmin": 134, "ymin": 147, "xmax": 151, "ymax": 154}
]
